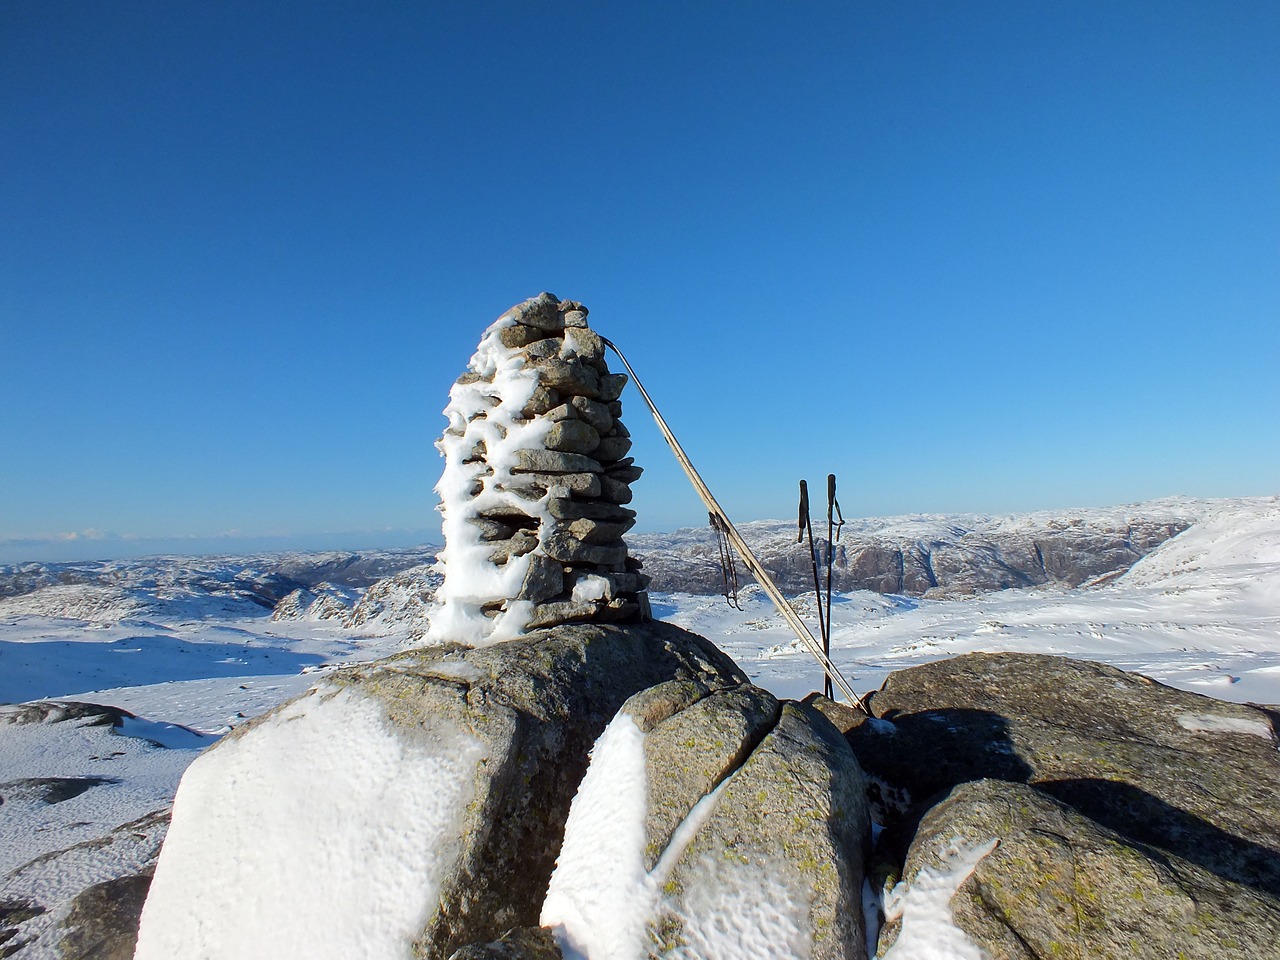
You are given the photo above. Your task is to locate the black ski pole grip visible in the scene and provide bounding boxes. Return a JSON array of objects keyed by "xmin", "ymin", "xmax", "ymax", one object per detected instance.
[{"xmin": 798, "ymin": 480, "xmax": 809, "ymax": 542}]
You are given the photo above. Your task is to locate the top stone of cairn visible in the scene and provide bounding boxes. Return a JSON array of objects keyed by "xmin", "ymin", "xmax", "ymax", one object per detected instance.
[{"xmin": 427, "ymin": 293, "xmax": 651, "ymax": 645}]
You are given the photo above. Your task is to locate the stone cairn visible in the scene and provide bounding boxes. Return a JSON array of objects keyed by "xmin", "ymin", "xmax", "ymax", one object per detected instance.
[{"xmin": 427, "ymin": 293, "xmax": 650, "ymax": 645}]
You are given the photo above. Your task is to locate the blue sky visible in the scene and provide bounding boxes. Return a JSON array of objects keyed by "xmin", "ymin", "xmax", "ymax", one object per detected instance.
[{"xmin": 2, "ymin": 1, "xmax": 1277, "ymax": 562}]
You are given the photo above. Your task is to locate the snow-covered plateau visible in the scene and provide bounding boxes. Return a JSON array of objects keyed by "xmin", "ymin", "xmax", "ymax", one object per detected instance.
[{"xmin": 1, "ymin": 495, "xmax": 1278, "ymax": 958}]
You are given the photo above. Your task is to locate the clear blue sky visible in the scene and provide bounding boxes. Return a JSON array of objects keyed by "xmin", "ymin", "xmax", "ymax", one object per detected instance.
[{"xmin": 2, "ymin": 1, "xmax": 1277, "ymax": 562}]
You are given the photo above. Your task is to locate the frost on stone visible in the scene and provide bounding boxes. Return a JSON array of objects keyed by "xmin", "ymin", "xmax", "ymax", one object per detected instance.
[
  {"xmin": 427, "ymin": 293, "xmax": 650, "ymax": 646},
  {"xmin": 880, "ymin": 838, "xmax": 999, "ymax": 960}
]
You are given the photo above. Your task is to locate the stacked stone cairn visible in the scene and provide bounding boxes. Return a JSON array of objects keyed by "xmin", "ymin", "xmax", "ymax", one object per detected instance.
[{"xmin": 427, "ymin": 293, "xmax": 651, "ymax": 645}]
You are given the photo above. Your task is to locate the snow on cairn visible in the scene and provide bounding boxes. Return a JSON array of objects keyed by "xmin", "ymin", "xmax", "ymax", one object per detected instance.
[{"xmin": 428, "ymin": 292, "xmax": 650, "ymax": 644}]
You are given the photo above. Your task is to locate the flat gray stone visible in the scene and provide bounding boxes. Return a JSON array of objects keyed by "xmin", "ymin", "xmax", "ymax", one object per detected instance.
[
  {"xmin": 524, "ymin": 338, "xmax": 564, "ymax": 361},
  {"xmin": 600, "ymin": 477, "xmax": 633, "ymax": 504},
  {"xmin": 544, "ymin": 499, "xmax": 636, "ymax": 522},
  {"xmin": 508, "ymin": 473, "xmax": 601, "ymax": 499},
  {"xmin": 568, "ymin": 396, "xmax": 613, "ymax": 433},
  {"xmin": 505, "ymin": 293, "xmax": 563, "ymax": 332},
  {"xmin": 561, "ymin": 327, "xmax": 605, "ymax": 363},
  {"xmin": 543, "ymin": 421, "xmax": 601, "ymax": 456},
  {"xmin": 517, "ymin": 554, "xmax": 564, "ymax": 603},
  {"xmin": 596, "ymin": 373, "xmax": 628, "ymax": 402},
  {"xmin": 530, "ymin": 359, "xmax": 599, "ymax": 397},
  {"xmin": 513, "ymin": 450, "xmax": 603, "ymax": 475},
  {"xmin": 519, "ymin": 385, "xmax": 561, "ymax": 418},
  {"xmin": 565, "ymin": 517, "xmax": 634, "ymax": 544},
  {"xmin": 602, "ymin": 461, "xmax": 641, "ymax": 482},
  {"xmin": 594, "ymin": 435, "xmax": 633, "ymax": 462},
  {"xmin": 540, "ymin": 531, "xmax": 627, "ymax": 567}
]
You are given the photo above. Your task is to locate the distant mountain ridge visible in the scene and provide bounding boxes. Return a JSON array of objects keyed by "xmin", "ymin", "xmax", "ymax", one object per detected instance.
[
  {"xmin": 0, "ymin": 501, "xmax": 1261, "ymax": 624},
  {"xmin": 630, "ymin": 497, "xmax": 1225, "ymax": 597},
  {"xmin": 0, "ymin": 548, "xmax": 439, "ymax": 607}
]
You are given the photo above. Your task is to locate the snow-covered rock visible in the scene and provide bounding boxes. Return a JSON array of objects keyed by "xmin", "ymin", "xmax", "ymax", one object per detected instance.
[
  {"xmin": 270, "ymin": 583, "xmax": 356, "ymax": 623},
  {"xmin": 0, "ymin": 584, "xmax": 151, "ymax": 624},
  {"xmin": 541, "ymin": 683, "xmax": 869, "ymax": 960},
  {"xmin": 344, "ymin": 564, "xmax": 441, "ymax": 635},
  {"xmin": 0, "ymin": 701, "xmax": 210, "ymax": 958},
  {"xmin": 0, "ymin": 548, "xmax": 439, "ymax": 623},
  {"xmin": 135, "ymin": 621, "xmax": 745, "ymax": 960}
]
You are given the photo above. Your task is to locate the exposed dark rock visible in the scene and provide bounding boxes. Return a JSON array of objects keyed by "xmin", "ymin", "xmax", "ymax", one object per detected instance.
[
  {"xmin": 880, "ymin": 779, "xmax": 1280, "ymax": 960},
  {"xmin": 0, "ymin": 701, "xmax": 131, "ymax": 727},
  {"xmin": 848, "ymin": 653, "xmax": 1280, "ymax": 902},
  {"xmin": 447, "ymin": 926, "xmax": 562, "ymax": 960},
  {"xmin": 0, "ymin": 776, "xmax": 117, "ymax": 806},
  {"xmin": 58, "ymin": 872, "xmax": 154, "ymax": 960},
  {"xmin": 0, "ymin": 899, "xmax": 44, "ymax": 958},
  {"xmin": 631, "ymin": 513, "xmax": 1194, "ymax": 598}
]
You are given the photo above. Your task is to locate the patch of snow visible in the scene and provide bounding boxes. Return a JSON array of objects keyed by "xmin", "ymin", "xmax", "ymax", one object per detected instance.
[
  {"xmin": 571, "ymin": 575, "xmax": 610, "ymax": 603},
  {"xmin": 542, "ymin": 713, "xmax": 651, "ymax": 960},
  {"xmin": 665, "ymin": 854, "xmax": 810, "ymax": 960},
  {"xmin": 0, "ymin": 584, "xmax": 151, "ymax": 624},
  {"xmin": 133, "ymin": 684, "xmax": 485, "ymax": 960},
  {"xmin": 116, "ymin": 715, "xmax": 218, "ymax": 750},
  {"xmin": 1176, "ymin": 713, "xmax": 1274, "ymax": 739},
  {"xmin": 423, "ymin": 659, "xmax": 488, "ymax": 683},
  {"xmin": 881, "ymin": 838, "xmax": 999, "ymax": 960}
]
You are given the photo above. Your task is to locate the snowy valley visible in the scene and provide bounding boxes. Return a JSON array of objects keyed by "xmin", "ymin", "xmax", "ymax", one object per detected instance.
[{"xmin": 2, "ymin": 495, "xmax": 1279, "ymax": 958}]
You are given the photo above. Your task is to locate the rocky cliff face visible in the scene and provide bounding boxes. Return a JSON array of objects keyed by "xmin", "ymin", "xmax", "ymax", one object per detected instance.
[{"xmin": 632, "ymin": 504, "xmax": 1198, "ymax": 598}]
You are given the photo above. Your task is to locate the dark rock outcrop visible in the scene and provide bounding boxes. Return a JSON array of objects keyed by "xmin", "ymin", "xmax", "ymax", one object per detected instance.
[
  {"xmin": 447, "ymin": 927, "xmax": 562, "ymax": 960},
  {"xmin": 847, "ymin": 653, "xmax": 1280, "ymax": 900},
  {"xmin": 0, "ymin": 700, "xmax": 131, "ymax": 728},
  {"xmin": 57, "ymin": 872, "xmax": 154, "ymax": 960},
  {"xmin": 882, "ymin": 779, "xmax": 1280, "ymax": 960}
]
